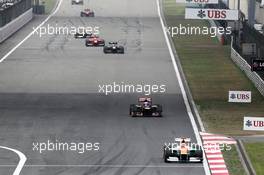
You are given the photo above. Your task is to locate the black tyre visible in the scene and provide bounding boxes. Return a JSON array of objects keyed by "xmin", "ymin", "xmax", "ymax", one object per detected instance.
[
  {"xmin": 103, "ymin": 47, "xmax": 110, "ymax": 53},
  {"xmin": 130, "ymin": 104, "xmax": 136, "ymax": 117},
  {"xmin": 120, "ymin": 47, "xmax": 124, "ymax": 54},
  {"xmin": 163, "ymin": 148, "xmax": 170, "ymax": 163}
]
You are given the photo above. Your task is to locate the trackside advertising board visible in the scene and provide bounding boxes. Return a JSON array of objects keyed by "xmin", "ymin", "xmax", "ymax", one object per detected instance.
[
  {"xmin": 244, "ymin": 117, "xmax": 264, "ymax": 131},
  {"xmin": 228, "ymin": 91, "xmax": 251, "ymax": 103},
  {"xmin": 176, "ymin": 0, "xmax": 219, "ymax": 4},
  {"xmin": 251, "ymin": 59, "xmax": 264, "ymax": 72},
  {"xmin": 185, "ymin": 8, "xmax": 239, "ymax": 20}
]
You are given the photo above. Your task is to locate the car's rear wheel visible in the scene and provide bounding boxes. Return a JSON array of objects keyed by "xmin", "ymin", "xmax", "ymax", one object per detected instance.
[
  {"xmin": 85, "ymin": 42, "xmax": 90, "ymax": 47},
  {"xmin": 163, "ymin": 148, "xmax": 170, "ymax": 163},
  {"xmin": 103, "ymin": 48, "xmax": 110, "ymax": 53},
  {"xmin": 130, "ymin": 104, "xmax": 137, "ymax": 117},
  {"xmin": 91, "ymin": 13, "xmax": 95, "ymax": 17}
]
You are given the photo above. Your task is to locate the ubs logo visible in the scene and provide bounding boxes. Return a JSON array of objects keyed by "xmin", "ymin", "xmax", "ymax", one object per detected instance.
[{"xmin": 197, "ymin": 9, "xmax": 227, "ymax": 19}]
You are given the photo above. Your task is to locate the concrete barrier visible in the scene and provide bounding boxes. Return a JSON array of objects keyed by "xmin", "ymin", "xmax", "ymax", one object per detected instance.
[
  {"xmin": 0, "ymin": 8, "xmax": 33, "ymax": 43},
  {"xmin": 231, "ymin": 39, "xmax": 264, "ymax": 96}
]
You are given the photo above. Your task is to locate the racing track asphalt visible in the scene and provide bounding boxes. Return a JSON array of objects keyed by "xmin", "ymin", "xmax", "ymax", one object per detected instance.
[{"xmin": 0, "ymin": 0, "xmax": 206, "ymax": 174}]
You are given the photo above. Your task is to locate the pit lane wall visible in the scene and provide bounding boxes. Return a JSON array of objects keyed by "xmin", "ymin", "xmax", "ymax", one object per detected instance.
[
  {"xmin": 0, "ymin": 8, "xmax": 33, "ymax": 43},
  {"xmin": 231, "ymin": 40, "xmax": 264, "ymax": 96}
]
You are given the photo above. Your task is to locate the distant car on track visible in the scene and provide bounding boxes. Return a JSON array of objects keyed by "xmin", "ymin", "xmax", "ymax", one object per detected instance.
[
  {"xmin": 80, "ymin": 9, "xmax": 95, "ymax": 17},
  {"xmin": 74, "ymin": 32, "xmax": 92, "ymax": 39},
  {"xmin": 72, "ymin": 0, "xmax": 83, "ymax": 5},
  {"xmin": 103, "ymin": 42, "xmax": 124, "ymax": 54},
  {"xmin": 85, "ymin": 35, "xmax": 105, "ymax": 47},
  {"xmin": 163, "ymin": 137, "xmax": 203, "ymax": 163},
  {"xmin": 129, "ymin": 97, "xmax": 162, "ymax": 117}
]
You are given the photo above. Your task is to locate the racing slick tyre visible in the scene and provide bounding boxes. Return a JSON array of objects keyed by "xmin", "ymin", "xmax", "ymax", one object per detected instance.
[
  {"xmin": 103, "ymin": 48, "xmax": 110, "ymax": 54},
  {"xmin": 163, "ymin": 147, "xmax": 170, "ymax": 163},
  {"xmin": 85, "ymin": 42, "xmax": 91, "ymax": 47},
  {"xmin": 129, "ymin": 104, "xmax": 137, "ymax": 117},
  {"xmin": 118, "ymin": 47, "xmax": 124, "ymax": 54},
  {"xmin": 90, "ymin": 12, "xmax": 95, "ymax": 17},
  {"xmin": 156, "ymin": 105, "xmax": 162, "ymax": 117},
  {"xmin": 196, "ymin": 149, "xmax": 203, "ymax": 162}
]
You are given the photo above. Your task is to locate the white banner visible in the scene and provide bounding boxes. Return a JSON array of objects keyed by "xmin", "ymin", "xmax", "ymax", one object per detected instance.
[
  {"xmin": 185, "ymin": 8, "xmax": 239, "ymax": 20},
  {"xmin": 176, "ymin": 0, "xmax": 219, "ymax": 4},
  {"xmin": 244, "ymin": 117, "xmax": 264, "ymax": 131},
  {"xmin": 228, "ymin": 91, "xmax": 251, "ymax": 103}
]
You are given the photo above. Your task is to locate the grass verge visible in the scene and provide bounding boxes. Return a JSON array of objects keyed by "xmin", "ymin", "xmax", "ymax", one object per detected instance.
[
  {"xmin": 222, "ymin": 145, "xmax": 247, "ymax": 175},
  {"xmin": 162, "ymin": 0, "xmax": 264, "ymax": 136},
  {"xmin": 244, "ymin": 142, "xmax": 264, "ymax": 175},
  {"xmin": 162, "ymin": 0, "xmax": 264, "ymax": 174}
]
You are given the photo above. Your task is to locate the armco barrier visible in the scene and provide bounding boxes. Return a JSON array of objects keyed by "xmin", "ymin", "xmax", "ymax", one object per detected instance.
[
  {"xmin": 0, "ymin": 8, "xmax": 33, "ymax": 43},
  {"xmin": 231, "ymin": 40, "xmax": 264, "ymax": 96}
]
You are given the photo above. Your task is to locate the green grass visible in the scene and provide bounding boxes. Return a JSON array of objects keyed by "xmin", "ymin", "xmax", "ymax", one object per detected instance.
[
  {"xmin": 163, "ymin": 0, "xmax": 264, "ymax": 136},
  {"xmin": 244, "ymin": 142, "xmax": 264, "ymax": 175},
  {"xmin": 222, "ymin": 145, "xmax": 247, "ymax": 175},
  {"xmin": 41, "ymin": 0, "xmax": 57, "ymax": 14}
]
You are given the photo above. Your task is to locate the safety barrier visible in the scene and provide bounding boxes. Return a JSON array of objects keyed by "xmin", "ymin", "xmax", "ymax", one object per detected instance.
[
  {"xmin": 0, "ymin": 8, "xmax": 32, "ymax": 43},
  {"xmin": 231, "ymin": 39, "xmax": 264, "ymax": 96}
]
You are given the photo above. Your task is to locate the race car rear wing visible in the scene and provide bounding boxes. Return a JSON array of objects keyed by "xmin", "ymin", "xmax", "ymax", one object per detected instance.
[
  {"xmin": 109, "ymin": 42, "xmax": 118, "ymax": 45},
  {"xmin": 138, "ymin": 97, "xmax": 152, "ymax": 102},
  {"xmin": 175, "ymin": 138, "xmax": 191, "ymax": 142}
]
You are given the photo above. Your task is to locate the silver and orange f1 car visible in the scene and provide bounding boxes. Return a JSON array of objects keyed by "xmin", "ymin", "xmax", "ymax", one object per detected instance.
[{"xmin": 163, "ymin": 137, "xmax": 203, "ymax": 163}]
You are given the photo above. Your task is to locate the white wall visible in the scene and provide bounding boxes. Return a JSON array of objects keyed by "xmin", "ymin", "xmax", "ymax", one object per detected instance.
[{"xmin": 0, "ymin": 8, "xmax": 33, "ymax": 43}]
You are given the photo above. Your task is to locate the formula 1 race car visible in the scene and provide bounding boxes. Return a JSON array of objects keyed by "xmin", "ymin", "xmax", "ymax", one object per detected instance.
[
  {"xmin": 72, "ymin": 0, "xmax": 83, "ymax": 5},
  {"xmin": 129, "ymin": 97, "xmax": 162, "ymax": 117},
  {"xmin": 103, "ymin": 42, "xmax": 124, "ymax": 54},
  {"xmin": 163, "ymin": 137, "xmax": 203, "ymax": 163},
  {"xmin": 80, "ymin": 9, "xmax": 95, "ymax": 17},
  {"xmin": 74, "ymin": 32, "xmax": 92, "ymax": 39},
  {"xmin": 85, "ymin": 35, "xmax": 105, "ymax": 47}
]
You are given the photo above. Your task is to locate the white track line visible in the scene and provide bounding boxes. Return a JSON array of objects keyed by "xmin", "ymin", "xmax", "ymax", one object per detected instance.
[
  {"xmin": 0, "ymin": 0, "xmax": 63, "ymax": 63},
  {"xmin": 156, "ymin": 0, "xmax": 210, "ymax": 175},
  {"xmin": 0, "ymin": 146, "xmax": 27, "ymax": 175}
]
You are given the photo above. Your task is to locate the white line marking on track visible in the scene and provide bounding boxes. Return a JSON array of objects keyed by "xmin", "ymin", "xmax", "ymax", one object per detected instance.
[
  {"xmin": 156, "ymin": 0, "xmax": 210, "ymax": 175},
  {"xmin": 0, "ymin": 0, "xmax": 63, "ymax": 63},
  {"xmin": 0, "ymin": 146, "xmax": 27, "ymax": 175}
]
